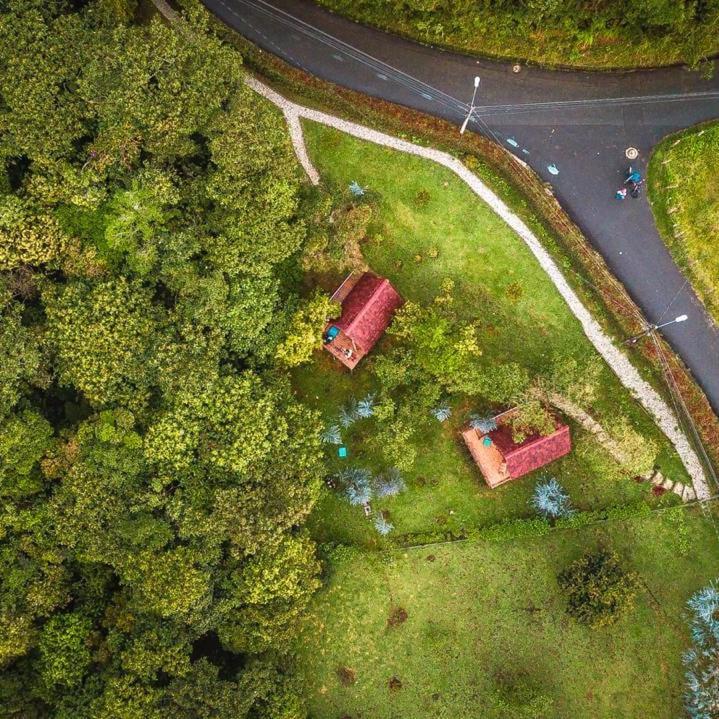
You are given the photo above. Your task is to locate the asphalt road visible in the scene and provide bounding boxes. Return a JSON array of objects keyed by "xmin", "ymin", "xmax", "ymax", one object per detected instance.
[{"xmin": 204, "ymin": 0, "xmax": 719, "ymax": 412}]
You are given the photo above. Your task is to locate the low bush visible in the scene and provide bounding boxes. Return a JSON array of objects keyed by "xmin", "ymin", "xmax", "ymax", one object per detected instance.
[{"xmin": 558, "ymin": 550, "xmax": 639, "ymax": 628}]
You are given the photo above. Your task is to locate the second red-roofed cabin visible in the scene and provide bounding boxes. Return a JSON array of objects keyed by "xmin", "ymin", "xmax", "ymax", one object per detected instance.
[
  {"xmin": 323, "ymin": 272, "xmax": 403, "ymax": 369},
  {"xmin": 462, "ymin": 409, "xmax": 571, "ymax": 488}
]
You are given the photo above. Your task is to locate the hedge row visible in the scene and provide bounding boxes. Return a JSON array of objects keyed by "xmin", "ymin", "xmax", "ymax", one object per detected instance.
[{"xmin": 393, "ymin": 501, "xmax": 656, "ymax": 547}]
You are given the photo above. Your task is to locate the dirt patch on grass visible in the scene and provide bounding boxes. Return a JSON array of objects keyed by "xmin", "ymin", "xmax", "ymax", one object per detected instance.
[
  {"xmin": 336, "ymin": 666, "xmax": 356, "ymax": 686},
  {"xmin": 388, "ymin": 676, "xmax": 402, "ymax": 691},
  {"xmin": 387, "ymin": 606, "xmax": 408, "ymax": 627}
]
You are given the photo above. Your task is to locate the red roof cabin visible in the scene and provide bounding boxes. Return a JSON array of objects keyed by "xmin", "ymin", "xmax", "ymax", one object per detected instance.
[
  {"xmin": 323, "ymin": 272, "xmax": 403, "ymax": 369},
  {"xmin": 461, "ymin": 409, "xmax": 571, "ymax": 489}
]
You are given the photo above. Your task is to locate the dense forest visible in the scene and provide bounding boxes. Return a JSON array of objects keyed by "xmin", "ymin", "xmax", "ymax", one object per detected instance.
[
  {"xmin": 0, "ymin": 1, "xmax": 337, "ymax": 715},
  {"xmin": 315, "ymin": 0, "xmax": 719, "ymax": 67}
]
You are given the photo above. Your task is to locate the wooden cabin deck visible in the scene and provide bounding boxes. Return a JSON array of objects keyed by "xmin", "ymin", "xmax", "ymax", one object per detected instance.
[
  {"xmin": 323, "ymin": 326, "xmax": 364, "ymax": 369},
  {"xmin": 461, "ymin": 427, "xmax": 511, "ymax": 489}
]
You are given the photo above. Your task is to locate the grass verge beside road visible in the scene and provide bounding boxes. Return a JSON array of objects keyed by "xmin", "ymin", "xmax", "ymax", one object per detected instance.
[
  {"xmin": 649, "ymin": 122, "xmax": 719, "ymax": 324},
  {"xmin": 313, "ymin": 0, "xmax": 719, "ymax": 70}
]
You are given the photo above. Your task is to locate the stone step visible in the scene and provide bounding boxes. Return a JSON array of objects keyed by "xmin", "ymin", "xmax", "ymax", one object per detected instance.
[{"xmin": 651, "ymin": 471, "xmax": 664, "ymax": 486}]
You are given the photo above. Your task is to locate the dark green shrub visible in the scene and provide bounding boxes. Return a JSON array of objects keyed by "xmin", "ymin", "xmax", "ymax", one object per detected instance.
[
  {"xmin": 558, "ymin": 551, "xmax": 639, "ymax": 628},
  {"xmin": 413, "ymin": 188, "xmax": 431, "ymax": 207}
]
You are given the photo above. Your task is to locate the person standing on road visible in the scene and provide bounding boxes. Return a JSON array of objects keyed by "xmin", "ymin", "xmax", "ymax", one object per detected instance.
[
  {"xmin": 623, "ymin": 166, "xmax": 645, "ymax": 199},
  {"xmin": 615, "ymin": 187, "xmax": 628, "ymax": 200}
]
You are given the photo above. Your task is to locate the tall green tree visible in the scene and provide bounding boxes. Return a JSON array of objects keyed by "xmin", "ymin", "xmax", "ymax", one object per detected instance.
[
  {"xmin": 43, "ymin": 279, "xmax": 158, "ymax": 410},
  {"xmin": 0, "ymin": 282, "xmax": 44, "ymax": 418}
]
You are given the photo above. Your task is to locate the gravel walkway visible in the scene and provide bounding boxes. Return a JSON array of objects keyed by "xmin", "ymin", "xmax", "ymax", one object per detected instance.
[{"xmin": 247, "ymin": 76, "xmax": 711, "ymax": 499}]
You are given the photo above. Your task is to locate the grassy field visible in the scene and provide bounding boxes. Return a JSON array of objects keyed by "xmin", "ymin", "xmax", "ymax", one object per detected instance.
[
  {"xmin": 649, "ymin": 122, "xmax": 719, "ymax": 324},
  {"xmin": 295, "ymin": 509, "xmax": 719, "ymax": 718},
  {"xmin": 295, "ymin": 120, "xmax": 689, "ymax": 546},
  {"xmin": 313, "ymin": 0, "xmax": 719, "ymax": 69}
]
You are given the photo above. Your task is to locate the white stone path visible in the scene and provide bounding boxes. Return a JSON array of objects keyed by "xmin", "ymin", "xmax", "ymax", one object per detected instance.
[{"xmin": 246, "ymin": 76, "xmax": 711, "ymax": 500}]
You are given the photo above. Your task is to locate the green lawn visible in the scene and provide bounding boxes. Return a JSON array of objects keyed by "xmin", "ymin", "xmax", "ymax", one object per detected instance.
[
  {"xmin": 649, "ymin": 122, "xmax": 719, "ymax": 323},
  {"xmin": 295, "ymin": 509, "xmax": 719, "ymax": 718},
  {"xmin": 296, "ymin": 120, "xmax": 688, "ymax": 546}
]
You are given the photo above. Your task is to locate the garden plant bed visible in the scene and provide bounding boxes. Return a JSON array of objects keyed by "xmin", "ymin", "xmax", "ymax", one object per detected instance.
[{"xmin": 294, "ymin": 120, "xmax": 691, "ymax": 546}]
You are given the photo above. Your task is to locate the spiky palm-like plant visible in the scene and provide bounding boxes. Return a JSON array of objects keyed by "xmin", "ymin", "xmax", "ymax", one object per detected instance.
[
  {"xmin": 684, "ymin": 581, "xmax": 719, "ymax": 719},
  {"xmin": 339, "ymin": 399, "xmax": 359, "ymax": 428},
  {"xmin": 374, "ymin": 515, "xmax": 394, "ymax": 535},
  {"xmin": 531, "ymin": 478, "xmax": 574, "ymax": 519},
  {"xmin": 348, "ymin": 180, "xmax": 365, "ymax": 197},
  {"xmin": 375, "ymin": 468, "xmax": 406, "ymax": 498},
  {"xmin": 356, "ymin": 393, "xmax": 375, "ymax": 418},
  {"xmin": 432, "ymin": 404, "xmax": 451, "ymax": 422},
  {"xmin": 320, "ymin": 424, "xmax": 342, "ymax": 445},
  {"xmin": 688, "ymin": 585, "xmax": 719, "ymax": 624},
  {"xmin": 337, "ymin": 467, "xmax": 373, "ymax": 506},
  {"xmin": 469, "ymin": 413, "xmax": 497, "ymax": 433}
]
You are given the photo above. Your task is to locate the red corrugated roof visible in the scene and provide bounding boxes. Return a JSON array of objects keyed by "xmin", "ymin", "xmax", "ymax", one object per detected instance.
[
  {"xmin": 488, "ymin": 423, "xmax": 571, "ymax": 479},
  {"xmin": 335, "ymin": 272, "xmax": 403, "ymax": 353}
]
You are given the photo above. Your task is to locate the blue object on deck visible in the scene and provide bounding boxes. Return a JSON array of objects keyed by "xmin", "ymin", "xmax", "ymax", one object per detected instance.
[
  {"xmin": 483, "ymin": 437, "xmax": 492, "ymax": 447},
  {"xmin": 324, "ymin": 325, "xmax": 340, "ymax": 344},
  {"xmin": 338, "ymin": 446, "xmax": 348, "ymax": 458}
]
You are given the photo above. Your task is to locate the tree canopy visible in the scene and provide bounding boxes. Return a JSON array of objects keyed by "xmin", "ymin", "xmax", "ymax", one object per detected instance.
[{"xmin": 0, "ymin": 2, "xmax": 328, "ymax": 715}]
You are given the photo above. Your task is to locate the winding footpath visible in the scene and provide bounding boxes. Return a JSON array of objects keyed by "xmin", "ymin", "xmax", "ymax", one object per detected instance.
[{"xmin": 203, "ymin": 0, "xmax": 719, "ymax": 418}]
